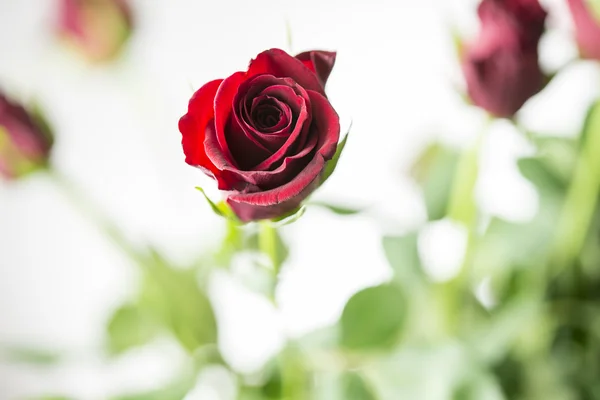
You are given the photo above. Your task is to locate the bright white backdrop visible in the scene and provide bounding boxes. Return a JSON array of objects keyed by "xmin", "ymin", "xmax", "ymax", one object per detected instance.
[{"xmin": 0, "ymin": 0, "xmax": 596, "ymax": 398}]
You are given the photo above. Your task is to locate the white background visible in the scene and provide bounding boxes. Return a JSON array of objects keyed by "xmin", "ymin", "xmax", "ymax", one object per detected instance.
[{"xmin": 0, "ymin": 0, "xmax": 598, "ymax": 398}]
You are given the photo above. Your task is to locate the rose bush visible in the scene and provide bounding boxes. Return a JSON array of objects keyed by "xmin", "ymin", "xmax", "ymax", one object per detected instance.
[
  {"xmin": 0, "ymin": 91, "xmax": 54, "ymax": 180},
  {"xmin": 179, "ymin": 48, "xmax": 340, "ymax": 222},
  {"xmin": 462, "ymin": 0, "xmax": 547, "ymax": 118},
  {"xmin": 568, "ymin": 0, "xmax": 600, "ymax": 60}
]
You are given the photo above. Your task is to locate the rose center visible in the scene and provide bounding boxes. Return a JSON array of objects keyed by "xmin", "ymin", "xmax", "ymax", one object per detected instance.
[{"xmin": 252, "ymin": 101, "xmax": 282, "ymax": 130}]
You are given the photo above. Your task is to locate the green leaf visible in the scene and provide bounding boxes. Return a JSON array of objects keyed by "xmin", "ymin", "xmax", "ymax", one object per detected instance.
[
  {"xmin": 342, "ymin": 372, "xmax": 377, "ymax": 400},
  {"xmin": 382, "ymin": 233, "xmax": 425, "ymax": 289},
  {"xmin": 518, "ymin": 158, "xmax": 566, "ymax": 195},
  {"xmin": 271, "ymin": 205, "xmax": 306, "ymax": 226},
  {"xmin": 26, "ymin": 397, "xmax": 74, "ymax": 400},
  {"xmin": 340, "ymin": 284, "xmax": 407, "ymax": 351},
  {"xmin": 0, "ymin": 344, "xmax": 62, "ymax": 366},
  {"xmin": 321, "ymin": 123, "xmax": 351, "ymax": 186},
  {"xmin": 310, "ymin": 201, "xmax": 363, "ymax": 215},
  {"xmin": 195, "ymin": 186, "xmax": 226, "ymax": 218},
  {"xmin": 411, "ymin": 143, "xmax": 460, "ymax": 221},
  {"xmin": 112, "ymin": 370, "xmax": 196, "ymax": 400},
  {"xmin": 106, "ymin": 304, "xmax": 160, "ymax": 355},
  {"xmin": 139, "ymin": 253, "xmax": 218, "ymax": 353}
]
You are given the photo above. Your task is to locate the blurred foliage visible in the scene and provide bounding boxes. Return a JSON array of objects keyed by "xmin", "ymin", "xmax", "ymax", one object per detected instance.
[{"xmin": 9, "ymin": 19, "xmax": 600, "ymax": 400}]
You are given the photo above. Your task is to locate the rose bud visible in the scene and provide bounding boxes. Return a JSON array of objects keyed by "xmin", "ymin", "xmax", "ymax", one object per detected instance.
[
  {"xmin": 0, "ymin": 92, "xmax": 54, "ymax": 180},
  {"xmin": 567, "ymin": 0, "xmax": 600, "ymax": 60},
  {"xmin": 462, "ymin": 0, "xmax": 547, "ymax": 118},
  {"xmin": 56, "ymin": 0, "xmax": 133, "ymax": 63},
  {"xmin": 179, "ymin": 48, "xmax": 341, "ymax": 222}
]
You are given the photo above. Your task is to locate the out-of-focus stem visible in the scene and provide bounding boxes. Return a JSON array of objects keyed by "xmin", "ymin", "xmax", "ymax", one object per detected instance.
[
  {"xmin": 442, "ymin": 123, "xmax": 488, "ymax": 334},
  {"xmin": 48, "ymin": 169, "xmax": 146, "ymax": 266},
  {"xmin": 552, "ymin": 102, "xmax": 600, "ymax": 272}
]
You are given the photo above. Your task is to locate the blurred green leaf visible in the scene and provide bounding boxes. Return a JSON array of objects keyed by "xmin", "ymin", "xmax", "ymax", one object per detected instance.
[
  {"xmin": 453, "ymin": 373, "xmax": 505, "ymax": 400},
  {"xmin": 411, "ymin": 143, "xmax": 460, "ymax": 221},
  {"xmin": 518, "ymin": 158, "xmax": 566, "ymax": 195},
  {"xmin": 340, "ymin": 284, "xmax": 407, "ymax": 351},
  {"xmin": 247, "ymin": 227, "xmax": 289, "ymax": 272},
  {"xmin": 106, "ymin": 304, "xmax": 160, "ymax": 355},
  {"xmin": 26, "ymin": 397, "xmax": 73, "ymax": 400},
  {"xmin": 382, "ymin": 233, "xmax": 425, "ymax": 289},
  {"xmin": 533, "ymin": 137, "xmax": 578, "ymax": 185},
  {"xmin": 139, "ymin": 253, "xmax": 217, "ymax": 353},
  {"xmin": 0, "ymin": 344, "xmax": 62, "ymax": 366},
  {"xmin": 112, "ymin": 371, "xmax": 196, "ymax": 400},
  {"xmin": 321, "ymin": 124, "xmax": 351, "ymax": 186},
  {"xmin": 310, "ymin": 201, "xmax": 363, "ymax": 215},
  {"xmin": 342, "ymin": 372, "xmax": 377, "ymax": 400}
]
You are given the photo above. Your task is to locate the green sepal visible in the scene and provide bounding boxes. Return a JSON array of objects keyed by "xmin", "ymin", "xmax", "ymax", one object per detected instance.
[{"xmin": 321, "ymin": 122, "xmax": 351, "ymax": 187}]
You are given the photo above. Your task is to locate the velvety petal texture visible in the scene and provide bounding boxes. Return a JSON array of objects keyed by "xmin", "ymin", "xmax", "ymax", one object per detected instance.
[
  {"xmin": 0, "ymin": 91, "xmax": 54, "ymax": 180},
  {"xmin": 462, "ymin": 0, "xmax": 547, "ymax": 118},
  {"xmin": 295, "ymin": 50, "xmax": 337, "ymax": 88},
  {"xmin": 179, "ymin": 48, "xmax": 340, "ymax": 222},
  {"xmin": 568, "ymin": 0, "xmax": 600, "ymax": 60}
]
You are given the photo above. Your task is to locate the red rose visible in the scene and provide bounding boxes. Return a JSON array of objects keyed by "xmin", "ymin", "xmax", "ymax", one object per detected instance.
[
  {"xmin": 179, "ymin": 49, "xmax": 340, "ymax": 222},
  {"xmin": 568, "ymin": 0, "xmax": 600, "ymax": 60},
  {"xmin": 57, "ymin": 0, "xmax": 133, "ymax": 62},
  {"xmin": 462, "ymin": 0, "xmax": 547, "ymax": 118},
  {"xmin": 0, "ymin": 92, "xmax": 54, "ymax": 180}
]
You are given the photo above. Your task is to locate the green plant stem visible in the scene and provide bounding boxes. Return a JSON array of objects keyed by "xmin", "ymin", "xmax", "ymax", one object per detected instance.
[
  {"xmin": 259, "ymin": 220, "xmax": 279, "ymax": 273},
  {"xmin": 442, "ymin": 126, "xmax": 487, "ymax": 335},
  {"xmin": 552, "ymin": 111, "xmax": 600, "ymax": 272},
  {"xmin": 48, "ymin": 169, "xmax": 147, "ymax": 266},
  {"xmin": 281, "ymin": 345, "xmax": 308, "ymax": 400}
]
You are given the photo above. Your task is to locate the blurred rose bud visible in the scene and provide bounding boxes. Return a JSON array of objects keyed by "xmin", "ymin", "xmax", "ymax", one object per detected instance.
[
  {"xmin": 568, "ymin": 0, "xmax": 600, "ymax": 60},
  {"xmin": 462, "ymin": 0, "xmax": 547, "ymax": 118},
  {"xmin": 0, "ymin": 92, "xmax": 54, "ymax": 180},
  {"xmin": 57, "ymin": 0, "xmax": 133, "ymax": 63}
]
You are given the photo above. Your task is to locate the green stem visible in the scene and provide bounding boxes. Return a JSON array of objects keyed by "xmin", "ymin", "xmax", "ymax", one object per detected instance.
[
  {"xmin": 259, "ymin": 220, "xmax": 279, "ymax": 273},
  {"xmin": 552, "ymin": 103, "xmax": 600, "ymax": 272},
  {"xmin": 48, "ymin": 169, "xmax": 147, "ymax": 266},
  {"xmin": 441, "ymin": 125, "xmax": 487, "ymax": 335}
]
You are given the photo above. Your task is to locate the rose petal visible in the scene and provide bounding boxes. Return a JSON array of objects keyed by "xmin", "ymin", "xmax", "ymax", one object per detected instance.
[
  {"xmin": 221, "ymin": 133, "xmax": 318, "ymax": 190},
  {"xmin": 179, "ymin": 79, "xmax": 223, "ymax": 177},
  {"xmin": 213, "ymin": 71, "xmax": 248, "ymax": 168},
  {"xmin": 247, "ymin": 48, "xmax": 326, "ymax": 96},
  {"xmin": 306, "ymin": 90, "xmax": 340, "ymax": 160},
  {"xmin": 226, "ymin": 154, "xmax": 326, "ymax": 222},
  {"xmin": 295, "ymin": 50, "xmax": 337, "ymax": 88},
  {"xmin": 203, "ymin": 120, "xmax": 255, "ymax": 191}
]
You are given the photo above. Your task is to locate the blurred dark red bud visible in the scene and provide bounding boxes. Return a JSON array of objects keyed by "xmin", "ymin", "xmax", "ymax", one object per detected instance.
[
  {"xmin": 57, "ymin": 0, "xmax": 133, "ymax": 63},
  {"xmin": 0, "ymin": 92, "xmax": 54, "ymax": 180},
  {"xmin": 568, "ymin": 0, "xmax": 600, "ymax": 61},
  {"xmin": 462, "ymin": 0, "xmax": 547, "ymax": 118}
]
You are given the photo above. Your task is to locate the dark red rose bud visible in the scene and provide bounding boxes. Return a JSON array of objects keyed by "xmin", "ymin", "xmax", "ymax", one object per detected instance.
[
  {"xmin": 462, "ymin": 0, "xmax": 547, "ymax": 118},
  {"xmin": 0, "ymin": 92, "xmax": 54, "ymax": 180},
  {"xmin": 57, "ymin": 0, "xmax": 133, "ymax": 63},
  {"xmin": 568, "ymin": 0, "xmax": 600, "ymax": 60},
  {"xmin": 179, "ymin": 48, "xmax": 340, "ymax": 222}
]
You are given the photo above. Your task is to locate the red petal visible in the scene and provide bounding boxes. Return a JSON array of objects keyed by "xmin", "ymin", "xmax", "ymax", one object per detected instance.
[
  {"xmin": 179, "ymin": 79, "xmax": 223, "ymax": 176},
  {"xmin": 306, "ymin": 90, "xmax": 340, "ymax": 160},
  {"xmin": 247, "ymin": 48, "xmax": 326, "ymax": 96},
  {"xmin": 213, "ymin": 71, "xmax": 248, "ymax": 168},
  {"xmin": 295, "ymin": 50, "xmax": 337, "ymax": 88},
  {"xmin": 226, "ymin": 154, "xmax": 326, "ymax": 222}
]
